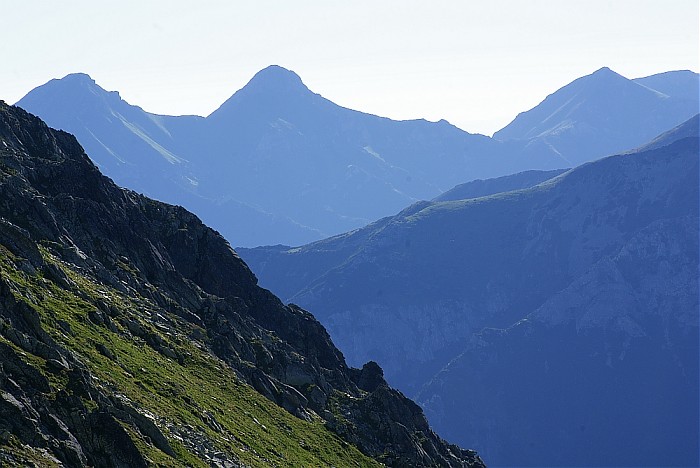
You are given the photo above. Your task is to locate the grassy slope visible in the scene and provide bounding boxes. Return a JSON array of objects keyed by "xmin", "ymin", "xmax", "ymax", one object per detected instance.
[{"xmin": 0, "ymin": 243, "xmax": 379, "ymax": 467}]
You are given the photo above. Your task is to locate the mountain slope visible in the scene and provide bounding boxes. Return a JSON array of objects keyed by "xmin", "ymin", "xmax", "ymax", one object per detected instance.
[
  {"xmin": 635, "ymin": 113, "xmax": 699, "ymax": 152},
  {"xmin": 633, "ymin": 69, "xmax": 700, "ymax": 102},
  {"xmin": 417, "ymin": 215, "xmax": 698, "ymax": 466},
  {"xmin": 18, "ymin": 66, "xmax": 697, "ymax": 248},
  {"xmin": 18, "ymin": 67, "xmax": 534, "ymax": 247},
  {"xmin": 433, "ymin": 169, "xmax": 566, "ymax": 202},
  {"xmin": 0, "ymin": 101, "xmax": 483, "ymax": 467},
  {"xmin": 14, "ymin": 73, "xmax": 196, "ymax": 191},
  {"xmin": 493, "ymin": 67, "xmax": 699, "ymax": 166},
  {"xmin": 239, "ymin": 119, "xmax": 699, "ymax": 465},
  {"xmin": 15, "ymin": 72, "xmax": 319, "ymax": 247}
]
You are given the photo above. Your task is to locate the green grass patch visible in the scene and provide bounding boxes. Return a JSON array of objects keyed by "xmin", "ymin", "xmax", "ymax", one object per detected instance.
[{"xmin": 0, "ymin": 246, "xmax": 379, "ymax": 467}]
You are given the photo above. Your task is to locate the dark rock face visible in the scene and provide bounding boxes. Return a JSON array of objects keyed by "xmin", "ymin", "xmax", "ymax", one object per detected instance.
[
  {"xmin": 0, "ymin": 285, "xmax": 152, "ymax": 468},
  {"xmin": 0, "ymin": 102, "xmax": 484, "ymax": 467}
]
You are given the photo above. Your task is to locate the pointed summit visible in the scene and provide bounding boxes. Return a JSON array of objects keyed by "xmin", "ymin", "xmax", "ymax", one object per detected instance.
[
  {"xmin": 493, "ymin": 66, "xmax": 699, "ymax": 164},
  {"xmin": 17, "ymin": 72, "xmax": 108, "ymax": 111},
  {"xmin": 229, "ymin": 65, "xmax": 311, "ymax": 101},
  {"xmin": 590, "ymin": 66, "xmax": 617, "ymax": 76},
  {"xmin": 59, "ymin": 72, "xmax": 98, "ymax": 84},
  {"xmin": 16, "ymin": 72, "xmax": 190, "ymax": 183},
  {"xmin": 207, "ymin": 65, "xmax": 316, "ymax": 121},
  {"xmin": 16, "ymin": 73, "xmax": 119, "ymax": 131},
  {"xmin": 567, "ymin": 66, "xmax": 627, "ymax": 87},
  {"xmin": 245, "ymin": 65, "xmax": 307, "ymax": 92}
]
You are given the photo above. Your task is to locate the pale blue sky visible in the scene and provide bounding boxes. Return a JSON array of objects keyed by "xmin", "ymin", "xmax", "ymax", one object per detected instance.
[{"xmin": 1, "ymin": 0, "xmax": 698, "ymax": 135}]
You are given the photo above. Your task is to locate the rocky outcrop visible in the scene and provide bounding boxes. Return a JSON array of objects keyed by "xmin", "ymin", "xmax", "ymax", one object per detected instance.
[
  {"xmin": 0, "ymin": 279, "xmax": 155, "ymax": 467},
  {"xmin": 0, "ymin": 101, "xmax": 484, "ymax": 466}
]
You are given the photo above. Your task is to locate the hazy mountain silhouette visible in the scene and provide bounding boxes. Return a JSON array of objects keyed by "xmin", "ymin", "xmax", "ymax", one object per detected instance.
[
  {"xmin": 17, "ymin": 66, "xmax": 697, "ymax": 247},
  {"xmin": 20, "ymin": 66, "xmax": 538, "ymax": 247},
  {"xmin": 635, "ymin": 113, "xmax": 699, "ymax": 152},
  {"xmin": 15, "ymin": 73, "xmax": 196, "ymax": 192},
  {"xmin": 16, "ymin": 71, "xmax": 324, "ymax": 246},
  {"xmin": 433, "ymin": 169, "xmax": 566, "ymax": 202},
  {"xmin": 239, "ymin": 118, "xmax": 699, "ymax": 466},
  {"xmin": 634, "ymin": 69, "xmax": 700, "ymax": 102},
  {"xmin": 191, "ymin": 66, "xmax": 508, "ymax": 240},
  {"xmin": 493, "ymin": 67, "xmax": 699, "ymax": 166}
]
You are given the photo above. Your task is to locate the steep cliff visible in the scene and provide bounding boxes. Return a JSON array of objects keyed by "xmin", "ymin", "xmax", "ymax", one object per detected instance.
[{"xmin": 0, "ymin": 102, "xmax": 483, "ymax": 467}]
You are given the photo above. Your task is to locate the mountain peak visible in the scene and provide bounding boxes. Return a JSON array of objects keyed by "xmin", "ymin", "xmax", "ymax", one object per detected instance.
[
  {"xmin": 48, "ymin": 73, "xmax": 107, "ymax": 95},
  {"xmin": 586, "ymin": 66, "xmax": 628, "ymax": 83},
  {"xmin": 244, "ymin": 65, "xmax": 308, "ymax": 94},
  {"xmin": 253, "ymin": 65, "xmax": 303, "ymax": 81},
  {"xmin": 60, "ymin": 72, "xmax": 97, "ymax": 84},
  {"xmin": 17, "ymin": 72, "xmax": 113, "ymax": 110},
  {"xmin": 493, "ymin": 65, "xmax": 663, "ymax": 142},
  {"xmin": 207, "ymin": 65, "xmax": 314, "ymax": 120},
  {"xmin": 592, "ymin": 66, "xmax": 614, "ymax": 75}
]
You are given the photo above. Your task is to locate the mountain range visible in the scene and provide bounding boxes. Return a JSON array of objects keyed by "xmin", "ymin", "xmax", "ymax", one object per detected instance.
[
  {"xmin": 0, "ymin": 101, "xmax": 484, "ymax": 467},
  {"xmin": 9, "ymin": 64, "xmax": 699, "ymax": 466},
  {"xmin": 239, "ymin": 117, "xmax": 699, "ymax": 466},
  {"xmin": 16, "ymin": 66, "xmax": 699, "ymax": 247}
]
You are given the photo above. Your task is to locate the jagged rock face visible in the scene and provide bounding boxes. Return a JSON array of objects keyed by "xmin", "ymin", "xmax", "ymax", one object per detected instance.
[
  {"xmin": 240, "ymin": 121, "xmax": 699, "ymax": 465},
  {"xmin": 0, "ymin": 102, "xmax": 484, "ymax": 467}
]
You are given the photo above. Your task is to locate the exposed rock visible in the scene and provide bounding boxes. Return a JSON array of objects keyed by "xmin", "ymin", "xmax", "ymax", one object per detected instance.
[{"xmin": 0, "ymin": 101, "xmax": 483, "ymax": 466}]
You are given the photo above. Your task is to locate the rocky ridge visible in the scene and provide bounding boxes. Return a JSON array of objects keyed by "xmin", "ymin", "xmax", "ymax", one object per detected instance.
[{"xmin": 0, "ymin": 101, "xmax": 483, "ymax": 467}]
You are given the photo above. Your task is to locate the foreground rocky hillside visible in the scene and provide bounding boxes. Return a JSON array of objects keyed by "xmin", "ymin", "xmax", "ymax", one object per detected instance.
[
  {"xmin": 240, "ymin": 117, "xmax": 699, "ymax": 466},
  {"xmin": 0, "ymin": 102, "xmax": 483, "ymax": 467}
]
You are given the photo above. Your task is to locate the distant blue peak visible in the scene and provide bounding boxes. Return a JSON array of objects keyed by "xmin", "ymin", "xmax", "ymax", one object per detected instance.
[
  {"xmin": 49, "ymin": 73, "xmax": 121, "ymax": 101},
  {"xmin": 590, "ymin": 66, "xmax": 624, "ymax": 79},
  {"xmin": 60, "ymin": 72, "xmax": 97, "ymax": 84},
  {"xmin": 244, "ymin": 65, "xmax": 308, "ymax": 92},
  {"xmin": 254, "ymin": 64, "xmax": 301, "ymax": 79}
]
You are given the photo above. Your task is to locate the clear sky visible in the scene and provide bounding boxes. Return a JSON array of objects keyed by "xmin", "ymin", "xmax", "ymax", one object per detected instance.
[{"xmin": 1, "ymin": 0, "xmax": 698, "ymax": 135}]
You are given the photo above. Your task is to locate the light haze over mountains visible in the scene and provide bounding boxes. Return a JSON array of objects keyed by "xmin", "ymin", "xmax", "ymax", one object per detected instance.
[
  {"xmin": 10, "ymin": 62, "xmax": 700, "ymax": 467},
  {"xmin": 240, "ymin": 119, "xmax": 699, "ymax": 466},
  {"xmin": 16, "ymin": 66, "xmax": 699, "ymax": 247}
]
